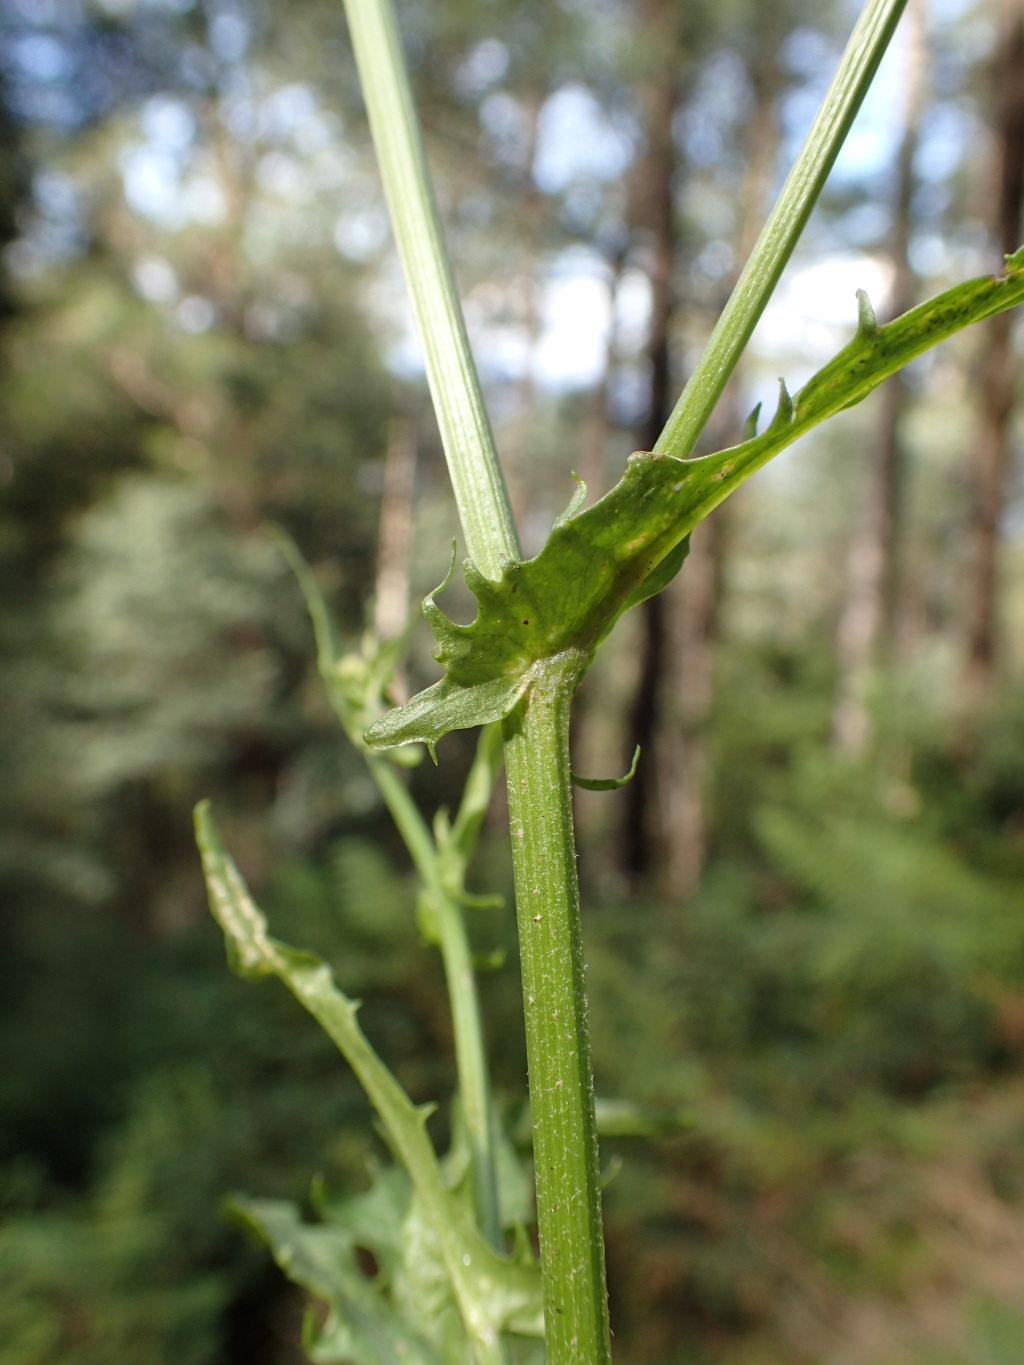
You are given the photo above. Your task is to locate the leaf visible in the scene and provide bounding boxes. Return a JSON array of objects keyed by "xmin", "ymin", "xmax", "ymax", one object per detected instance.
[
  {"xmin": 272, "ymin": 525, "xmax": 422, "ymax": 764},
  {"xmin": 552, "ymin": 472, "xmax": 588, "ymax": 528},
  {"xmin": 195, "ymin": 803, "xmax": 543, "ymax": 1351},
  {"xmin": 572, "ymin": 746, "xmax": 641, "ymax": 793},
  {"xmin": 366, "ymin": 249, "xmax": 1024, "ymax": 755},
  {"xmin": 370, "ymin": 673, "xmax": 529, "ymax": 764},
  {"xmin": 313, "ymin": 1163, "xmax": 410, "ymax": 1285},
  {"xmin": 620, "ymin": 534, "xmax": 690, "ymax": 614},
  {"xmin": 316, "ymin": 1165, "xmax": 470, "ymax": 1365},
  {"xmin": 397, "ymin": 1194, "xmax": 476, "ymax": 1365},
  {"xmin": 229, "ymin": 1195, "xmax": 446, "ymax": 1365}
]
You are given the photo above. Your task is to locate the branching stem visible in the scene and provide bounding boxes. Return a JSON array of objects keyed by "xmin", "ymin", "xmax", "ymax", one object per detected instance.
[
  {"xmin": 339, "ymin": 0, "xmax": 911, "ymax": 1360},
  {"xmin": 657, "ymin": 0, "xmax": 908, "ymax": 458},
  {"xmin": 340, "ymin": 0, "xmax": 520, "ymax": 575},
  {"xmin": 371, "ymin": 754, "xmax": 503, "ymax": 1249}
]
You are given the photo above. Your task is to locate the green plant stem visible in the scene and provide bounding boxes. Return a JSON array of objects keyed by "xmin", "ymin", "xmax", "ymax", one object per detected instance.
[
  {"xmin": 367, "ymin": 743, "xmax": 512, "ymax": 1364},
  {"xmin": 274, "ymin": 529, "xmax": 504, "ymax": 1249},
  {"xmin": 370, "ymin": 751, "xmax": 503, "ymax": 1250},
  {"xmin": 340, "ymin": 0, "xmax": 520, "ymax": 576},
  {"xmin": 339, "ymin": 0, "xmax": 611, "ymax": 1354},
  {"xmin": 502, "ymin": 655, "xmax": 610, "ymax": 1365},
  {"xmin": 656, "ymin": 0, "xmax": 907, "ymax": 459}
]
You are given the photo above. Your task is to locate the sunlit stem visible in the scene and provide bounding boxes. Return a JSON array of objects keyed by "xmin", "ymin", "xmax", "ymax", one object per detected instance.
[
  {"xmin": 340, "ymin": 0, "xmax": 520, "ymax": 576},
  {"xmin": 656, "ymin": 0, "xmax": 907, "ymax": 459}
]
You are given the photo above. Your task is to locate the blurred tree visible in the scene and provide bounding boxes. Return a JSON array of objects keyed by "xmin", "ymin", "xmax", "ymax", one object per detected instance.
[
  {"xmin": 621, "ymin": 0, "xmax": 798, "ymax": 893},
  {"xmin": 831, "ymin": 0, "xmax": 927, "ymax": 756},
  {"xmin": 962, "ymin": 0, "xmax": 1024, "ymax": 709}
]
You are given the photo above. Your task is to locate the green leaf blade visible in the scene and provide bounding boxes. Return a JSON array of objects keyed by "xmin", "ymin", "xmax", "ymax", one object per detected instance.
[
  {"xmin": 365, "ymin": 250, "xmax": 1024, "ymax": 757},
  {"xmin": 230, "ymin": 1195, "xmax": 445, "ymax": 1365},
  {"xmin": 195, "ymin": 803, "xmax": 543, "ymax": 1352},
  {"xmin": 365, "ymin": 675, "xmax": 530, "ymax": 755},
  {"xmin": 572, "ymin": 746, "xmax": 641, "ymax": 793}
]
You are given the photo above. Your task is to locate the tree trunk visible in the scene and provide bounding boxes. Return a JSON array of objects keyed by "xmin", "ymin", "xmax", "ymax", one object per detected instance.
[
  {"xmin": 961, "ymin": 0, "xmax": 1024, "ymax": 707},
  {"xmin": 831, "ymin": 0, "xmax": 927, "ymax": 756},
  {"xmin": 656, "ymin": 510, "xmax": 725, "ymax": 895},
  {"xmin": 623, "ymin": 9, "xmax": 785, "ymax": 893},
  {"xmin": 621, "ymin": 0, "xmax": 679, "ymax": 884}
]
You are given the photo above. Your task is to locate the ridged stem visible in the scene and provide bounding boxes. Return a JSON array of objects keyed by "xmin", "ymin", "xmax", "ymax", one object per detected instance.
[
  {"xmin": 340, "ymin": 0, "xmax": 520, "ymax": 575},
  {"xmin": 502, "ymin": 656, "xmax": 611, "ymax": 1365}
]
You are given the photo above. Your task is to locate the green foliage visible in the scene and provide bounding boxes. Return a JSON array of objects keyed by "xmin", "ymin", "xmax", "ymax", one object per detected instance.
[
  {"xmin": 196, "ymin": 803, "xmax": 543, "ymax": 1358},
  {"xmin": 0, "ymin": 1069, "xmax": 236, "ymax": 1365},
  {"xmin": 932, "ymin": 1301, "xmax": 1024, "ymax": 1365},
  {"xmin": 368, "ymin": 253, "xmax": 1024, "ymax": 758},
  {"xmin": 232, "ymin": 1119, "xmax": 544, "ymax": 1365},
  {"xmin": 578, "ymin": 767, "xmax": 1024, "ymax": 1359},
  {"xmin": 48, "ymin": 478, "xmax": 283, "ymax": 794},
  {"xmin": 6, "ymin": 0, "xmax": 1024, "ymax": 1360},
  {"xmin": 0, "ymin": 825, "xmax": 477, "ymax": 1365},
  {"xmin": 269, "ymin": 838, "xmax": 418, "ymax": 988}
]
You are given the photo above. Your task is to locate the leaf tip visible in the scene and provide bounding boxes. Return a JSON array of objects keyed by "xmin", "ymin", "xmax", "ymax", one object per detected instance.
[
  {"xmin": 428, "ymin": 542, "xmax": 459, "ymax": 603},
  {"xmin": 856, "ymin": 288, "xmax": 878, "ymax": 336},
  {"xmin": 742, "ymin": 401, "xmax": 762, "ymax": 441},
  {"xmin": 193, "ymin": 798, "xmax": 218, "ymax": 856},
  {"xmin": 553, "ymin": 471, "xmax": 588, "ymax": 528},
  {"xmin": 572, "ymin": 744, "xmax": 641, "ymax": 792},
  {"xmin": 766, "ymin": 379, "xmax": 794, "ymax": 432}
]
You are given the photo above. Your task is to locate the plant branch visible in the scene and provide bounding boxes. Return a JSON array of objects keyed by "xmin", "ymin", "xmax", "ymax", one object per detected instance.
[
  {"xmin": 364, "ymin": 250, "xmax": 1024, "ymax": 759},
  {"xmin": 275, "ymin": 529, "xmax": 504, "ymax": 1249},
  {"xmin": 372, "ymin": 752, "xmax": 504, "ymax": 1251},
  {"xmin": 656, "ymin": 0, "xmax": 908, "ymax": 458},
  {"xmin": 196, "ymin": 804, "xmax": 542, "ymax": 1358},
  {"xmin": 340, "ymin": 0, "xmax": 520, "ymax": 576},
  {"xmin": 336, "ymin": 10, "xmax": 615, "ymax": 1351}
]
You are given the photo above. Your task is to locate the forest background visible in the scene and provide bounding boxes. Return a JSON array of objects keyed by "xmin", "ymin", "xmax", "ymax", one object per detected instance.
[{"xmin": 2, "ymin": 0, "xmax": 1024, "ymax": 1361}]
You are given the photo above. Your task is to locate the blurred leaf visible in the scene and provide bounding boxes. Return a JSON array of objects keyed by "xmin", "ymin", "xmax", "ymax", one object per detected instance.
[
  {"xmin": 230, "ymin": 1192, "xmax": 448, "ymax": 1365},
  {"xmin": 195, "ymin": 803, "xmax": 543, "ymax": 1352}
]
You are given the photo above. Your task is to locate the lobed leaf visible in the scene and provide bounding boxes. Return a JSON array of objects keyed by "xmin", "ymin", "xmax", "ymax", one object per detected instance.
[
  {"xmin": 230, "ymin": 1194, "xmax": 446, "ymax": 1365},
  {"xmin": 195, "ymin": 802, "xmax": 543, "ymax": 1353},
  {"xmin": 366, "ymin": 248, "xmax": 1024, "ymax": 754}
]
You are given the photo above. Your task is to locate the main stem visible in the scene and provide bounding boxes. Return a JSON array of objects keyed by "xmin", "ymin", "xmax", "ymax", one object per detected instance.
[
  {"xmin": 341, "ymin": 0, "xmax": 610, "ymax": 1352},
  {"xmin": 502, "ymin": 656, "xmax": 611, "ymax": 1365}
]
